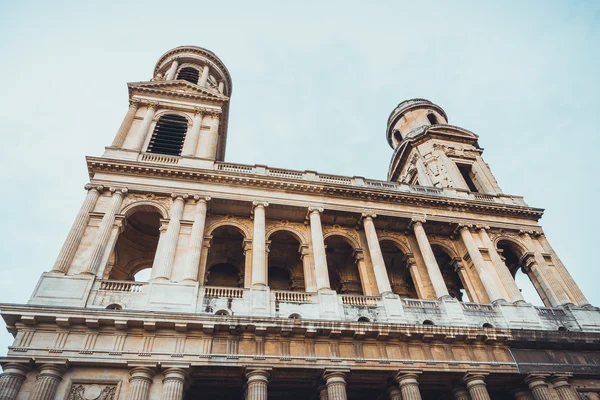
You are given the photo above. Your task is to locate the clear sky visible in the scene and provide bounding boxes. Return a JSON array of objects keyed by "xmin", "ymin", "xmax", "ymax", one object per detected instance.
[{"xmin": 0, "ymin": 1, "xmax": 599, "ymax": 353}]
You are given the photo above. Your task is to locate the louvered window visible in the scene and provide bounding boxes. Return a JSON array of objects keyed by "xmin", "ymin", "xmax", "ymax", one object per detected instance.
[
  {"xmin": 147, "ymin": 114, "xmax": 187, "ymax": 156},
  {"xmin": 177, "ymin": 67, "xmax": 200, "ymax": 84}
]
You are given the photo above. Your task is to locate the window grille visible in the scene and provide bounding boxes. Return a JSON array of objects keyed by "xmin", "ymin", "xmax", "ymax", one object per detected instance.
[{"xmin": 147, "ymin": 114, "xmax": 187, "ymax": 156}]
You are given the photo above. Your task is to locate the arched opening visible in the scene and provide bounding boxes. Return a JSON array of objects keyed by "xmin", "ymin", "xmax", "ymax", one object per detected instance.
[
  {"xmin": 380, "ymin": 240, "xmax": 418, "ymax": 298},
  {"xmin": 107, "ymin": 208, "xmax": 161, "ymax": 281},
  {"xmin": 482, "ymin": 323, "xmax": 494, "ymax": 328},
  {"xmin": 147, "ymin": 114, "xmax": 188, "ymax": 156},
  {"xmin": 177, "ymin": 66, "xmax": 200, "ymax": 84},
  {"xmin": 324, "ymin": 235, "xmax": 363, "ymax": 295},
  {"xmin": 497, "ymin": 240, "xmax": 545, "ymax": 306},
  {"xmin": 205, "ymin": 225, "xmax": 245, "ymax": 287},
  {"xmin": 268, "ymin": 231, "xmax": 305, "ymax": 291},
  {"xmin": 288, "ymin": 313, "xmax": 301, "ymax": 320},
  {"xmin": 427, "ymin": 113, "xmax": 438, "ymax": 125},
  {"xmin": 358, "ymin": 317, "xmax": 371, "ymax": 323},
  {"xmin": 431, "ymin": 245, "xmax": 469, "ymax": 302},
  {"xmin": 423, "ymin": 319, "xmax": 435, "ymax": 325}
]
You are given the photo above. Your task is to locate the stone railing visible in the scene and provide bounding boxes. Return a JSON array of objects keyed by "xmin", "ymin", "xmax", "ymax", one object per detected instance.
[
  {"xmin": 462, "ymin": 302, "xmax": 495, "ymax": 312},
  {"xmin": 403, "ymin": 298, "xmax": 441, "ymax": 309},
  {"xmin": 99, "ymin": 280, "xmax": 147, "ymax": 293},
  {"xmin": 535, "ymin": 306, "xmax": 567, "ymax": 316},
  {"xmin": 204, "ymin": 286, "xmax": 244, "ymax": 299},
  {"xmin": 209, "ymin": 162, "xmax": 527, "ymax": 206},
  {"xmin": 341, "ymin": 295, "xmax": 380, "ymax": 307},
  {"xmin": 274, "ymin": 291, "xmax": 312, "ymax": 303},
  {"xmin": 141, "ymin": 153, "xmax": 180, "ymax": 164}
]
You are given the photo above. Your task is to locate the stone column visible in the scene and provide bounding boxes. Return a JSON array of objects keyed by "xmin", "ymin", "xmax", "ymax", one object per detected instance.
[
  {"xmin": 160, "ymin": 368, "xmax": 187, "ymax": 400},
  {"xmin": 245, "ymin": 369, "xmax": 269, "ymax": 400},
  {"xmin": 218, "ymin": 81, "xmax": 225, "ymax": 94},
  {"xmin": 459, "ymin": 226, "xmax": 505, "ymax": 303},
  {"xmin": 388, "ymin": 387, "xmax": 402, "ymax": 400},
  {"xmin": 411, "ymin": 220, "xmax": 449, "ymax": 299},
  {"xmin": 318, "ymin": 385, "xmax": 329, "ymax": 400},
  {"xmin": 52, "ymin": 184, "xmax": 103, "ymax": 273},
  {"xmin": 452, "ymin": 386, "xmax": 470, "ymax": 400},
  {"xmin": 151, "ymin": 195, "xmax": 186, "ymax": 280},
  {"xmin": 129, "ymin": 103, "xmax": 158, "ymax": 152},
  {"xmin": 29, "ymin": 364, "xmax": 66, "ymax": 400},
  {"xmin": 181, "ymin": 109, "xmax": 204, "ymax": 157},
  {"xmin": 525, "ymin": 375, "xmax": 552, "ymax": 400},
  {"xmin": 251, "ymin": 202, "xmax": 268, "ymax": 287},
  {"xmin": 521, "ymin": 232, "xmax": 571, "ymax": 306},
  {"xmin": 165, "ymin": 59, "xmax": 179, "ymax": 80},
  {"xmin": 537, "ymin": 234, "xmax": 590, "ymax": 306},
  {"xmin": 323, "ymin": 371, "xmax": 348, "ymax": 400},
  {"xmin": 550, "ymin": 376, "xmax": 579, "ymax": 400},
  {"xmin": 479, "ymin": 227, "xmax": 524, "ymax": 303},
  {"xmin": 182, "ymin": 196, "xmax": 210, "ymax": 282},
  {"xmin": 0, "ymin": 363, "xmax": 30, "ymax": 400},
  {"xmin": 82, "ymin": 188, "xmax": 127, "ymax": 275},
  {"xmin": 395, "ymin": 372, "xmax": 422, "ymax": 400},
  {"xmin": 199, "ymin": 65, "xmax": 209, "ymax": 87},
  {"xmin": 362, "ymin": 214, "xmax": 393, "ymax": 295},
  {"xmin": 197, "ymin": 113, "xmax": 220, "ymax": 160},
  {"xmin": 112, "ymin": 100, "xmax": 140, "ymax": 148},
  {"xmin": 300, "ymin": 245, "xmax": 317, "ymax": 292},
  {"xmin": 463, "ymin": 374, "xmax": 491, "ymax": 400},
  {"xmin": 513, "ymin": 388, "xmax": 534, "ymax": 400},
  {"xmin": 128, "ymin": 367, "xmax": 154, "ymax": 400},
  {"xmin": 309, "ymin": 208, "xmax": 331, "ymax": 290}
]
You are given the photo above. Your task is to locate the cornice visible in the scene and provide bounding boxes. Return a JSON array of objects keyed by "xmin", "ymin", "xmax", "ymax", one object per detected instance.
[
  {"xmin": 86, "ymin": 157, "xmax": 544, "ymax": 220},
  {"xmin": 128, "ymin": 81, "xmax": 229, "ymax": 103}
]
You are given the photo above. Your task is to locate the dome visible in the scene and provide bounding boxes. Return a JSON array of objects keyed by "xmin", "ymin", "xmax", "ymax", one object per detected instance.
[{"xmin": 386, "ymin": 98, "xmax": 448, "ymax": 148}]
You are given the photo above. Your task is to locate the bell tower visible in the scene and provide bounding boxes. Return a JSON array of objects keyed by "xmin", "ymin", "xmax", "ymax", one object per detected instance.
[
  {"xmin": 386, "ymin": 99, "xmax": 503, "ymax": 195},
  {"xmin": 104, "ymin": 45, "xmax": 232, "ymax": 166}
]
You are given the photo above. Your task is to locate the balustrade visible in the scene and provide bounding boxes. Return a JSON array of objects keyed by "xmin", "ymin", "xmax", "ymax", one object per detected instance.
[
  {"xmin": 204, "ymin": 286, "xmax": 244, "ymax": 299},
  {"xmin": 274, "ymin": 291, "xmax": 312, "ymax": 303},
  {"xmin": 403, "ymin": 299, "xmax": 441, "ymax": 309},
  {"xmin": 99, "ymin": 280, "xmax": 146, "ymax": 293},
  {"xmin": 341, "ymin": 295, "xmax": 379, "ymax": 307}
]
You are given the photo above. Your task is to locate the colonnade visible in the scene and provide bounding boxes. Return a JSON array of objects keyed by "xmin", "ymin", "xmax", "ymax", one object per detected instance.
[
  {"xmin": 0, "ymin": 362, "xmax": 587, "ymax": 400},
  {"xmin": 52, "ymin": 184, "xmax": 584, "ymax": 308}
]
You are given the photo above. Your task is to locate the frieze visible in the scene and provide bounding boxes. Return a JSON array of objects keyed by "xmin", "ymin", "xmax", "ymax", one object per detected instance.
[{"xmin": 68, "ymin": 384, "xmax": 117, "ymax": 400}]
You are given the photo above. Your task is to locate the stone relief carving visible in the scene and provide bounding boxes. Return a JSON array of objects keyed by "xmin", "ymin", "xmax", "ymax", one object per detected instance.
[{"xmin": 68, "ymin": 384, "xmax": 117, "ymax": 400}]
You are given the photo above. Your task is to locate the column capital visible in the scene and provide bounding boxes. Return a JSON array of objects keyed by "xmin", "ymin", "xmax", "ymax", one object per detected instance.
[
  {"xmin": 193, "ymin": 107, "xmax": 205, "ymax": 116},
  {"xmin": 128, "ymin": 99, "xmax": 141, "ymax": 108},
  {"xmin": 549, "ymin": 374, "xmax": 572, "ymax": 388},
  {"xmin": 524, "ymin": 374, "xmax": 550, "ymax": 390},
  {"xmin": 171, "ymin": 193, "xmax": 189, "ymax": 200},
  {"xmin": 323, "ymin": 369, "xmax": 348, "ymax": 383},
  {"xmin": 210, "ymin": 110, "xmax": 221, "ymax": 119},
  {"xmin": 36, "ymin": 362, "xmax": 67, "ymax": 379},
  {"xmin": 361, "ymin": 212, "xmax": 377, "ymax": 221},
  {"xmin": 518, "ymin": 229, "xmax": 537, "ymax": 237},
  {"xmin": 410, "ymin": 217, "xmax": 426, "ymax": 226},
  {"xmin": 463, "ymin": 372, "xmax": 488, "ymax": 388},
  {"xmin": 0, "ymin": 362, "xmax": 31, "ymax": 377},
  {"xmin": 452, "ymin": 387, "xmax": 470, "ymax": 400},
  {"xmin": 395, "ymin": 370, "xmax": 422, "ymax": 386},
  {"xmin": 252, "ymin": 201, "xmax": 269, "ymax": 211},
  {"xmin": 352, "ymin": 249, "xmax": 364, "ymax": 263},
  {"xmin": 109, "ymin": 187, "xmax": 128, "ymax": 196},
  {"xmin": 193, "ymin": 195, "xmax": 211, "ymax": 203},
  {"xmin": 129, "ymin": 366, "xmax": 155, "ymax": 382},
  {"xmin": 308, "ymin": 206, "xmax": 324, "ymax": 216},
  {"xmin": 84, "ymin": 183, "xmax": 104, "ymax": 192},
  {"xmin": 146, "ymin": 102, "xmax": 159, "ymax": 110},
  {"xmin": 162, "ymin": 367, "xmax": 188, "ymax": 383},
  {"xmin": 454, "ymin": 223, "xmax": 474, "ymax": 234},
  {"xmin": 245, "ymin": 368, "xmax": 270, "ymax": 383}
]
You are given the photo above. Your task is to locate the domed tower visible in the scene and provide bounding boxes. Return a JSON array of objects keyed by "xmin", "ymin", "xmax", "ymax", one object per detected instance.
[
  {"xmin": 105, "ymin": 45, "xmax": 232, "ymax": 164},
  {"xmin": 386, "ymin": 99, "xmax": 502, "ymax": 195}
]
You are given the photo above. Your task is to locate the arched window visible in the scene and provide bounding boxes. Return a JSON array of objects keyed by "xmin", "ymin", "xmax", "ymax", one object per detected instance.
[
  {"xmin": 427, "ymin": 113, "xmax": 438, "ymax": 125},
  {"xmin": 177, "ymin": 67, "xmax": 200, "ymax": 84},
  {"xmin": 268, "ymin": 231, "xmax": 305, "ymax": 291},
  {"xmin": 497, "ymin": 240, "xmax": 545, "ymax": 306},
  {"xmin": 147, "ymin": 114, "xmax": 188, "ymax": 156},
  {"xmin": 325, "ymin": 235, "xmax": 363, "ymax": 295},
  {"xmin": 380, "ymin": 240, "xmax": 418, "ymax": 299}
]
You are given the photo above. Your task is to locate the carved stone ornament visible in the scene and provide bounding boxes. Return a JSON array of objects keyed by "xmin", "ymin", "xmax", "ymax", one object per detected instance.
[{"xmin": 67, "ymin": 383, "xmax": 117, "ymax": 400}]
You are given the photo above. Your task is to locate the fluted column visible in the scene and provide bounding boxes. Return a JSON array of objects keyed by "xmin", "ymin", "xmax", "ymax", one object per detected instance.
[
  {"xmin": 411, "ymin": 220, "xmax": 449, "ymax": 299},
  {"xmin": 182, "ymin": 196, "xmax": 210, "ymax": 281},
  {"xmin": 165, "ymin": 59, "xmax": 179, "ymax": 80},
  {"xmin": 82, "ymin": 188, "xmax": 127, "ymax": 275},
  {"xmin": 388, "ymin": 387, "xmax": 402, "ymax": 400},
  {"xmin": 463, "ymin": 374, "xmax": 491, "ymax": 400},
  {"xmin": 318, "ymin": 385, "xmax": 329, "ymax": 400},
  {"xmin": 29, "ymin": 364, "xmax": 66, "ymax": 400},
  {"xmin": 521, "ymin": 232, "xmax": 571, "ymax": 306},
  {"xmin": 152, "ymin": 195, "xmax": 186, "ymax": 280},
  {"xmin": 52, "ymin": 184, "xmax": 103, "ymax": 273},
  {"xmin": 197, "ymin": 112, "xmax": 220, "ymax": 160},
  {"xmin": 160, "ymin": 368, "xmax": 187, "ymax": 400},
  {"xmin": 479, "ymin": 227, "xmax": 524, "ymax": 303},
  {"xmin": 245, "ymin": 369, "xmax": 269, "ymax": 400},
  {"xmin": 181, "ymin": 109, "xmax": 204, "ymax": 157},
  {"xmin": 112, "ymin": 100, "xmax": 140, "ymax": 148},
  {"xmin": 362, "ymin": 214, "xmax": 393, "ymax": 295},
  {"xmin": 199, "ymin": 65, "xmax": 209, "ymax": 87},
  {"xmin": 537, "ymin": 234, "xmax": 590, "ymax": 306},
  {"xmin": 525, "ymin": 375, "xmax": 552, "ymax": 400},
  {"xmin": 453, "ymin": 386, "xmax": 470, "ymax": 400},
  {"xmin": 395, "ymin": 372, "xmax": 422, "ymax": 400},
  {"xmin": 513, "ymin": 388, "xmax": 534, "ymax": 400},
  {"xmin": 0, "ymin": 363, "xmax": 30, "ymax": 400},
  {"xmin": 550, "ymin": 376, "xmax": 579, "ymax": 400},
  {"xmin": 309, "ymin": 208, "xmax": 331, "ymax": 290},
  {"xmin": 324, "ymin": 371, "xmax": 347, "ymax": 400},
  {"xmin": 128, "ymin": 367, "xmax": 155, "ymax": 400},
  {"xmin": 459, "ymin": 226, "xmax": 505, "ymax": 303},
  {"xmin": 251, "ymin": 202, "xmax": 268, "ymax": 287},
  {"xmin": 129, "ymin": 103, "xmax": 157, "ymax": 152}
]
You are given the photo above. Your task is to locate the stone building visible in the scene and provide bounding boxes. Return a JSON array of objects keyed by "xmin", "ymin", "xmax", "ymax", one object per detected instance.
[{"xmin": 1, "ymin": 45, "xmax": 599, "ymax": 400}]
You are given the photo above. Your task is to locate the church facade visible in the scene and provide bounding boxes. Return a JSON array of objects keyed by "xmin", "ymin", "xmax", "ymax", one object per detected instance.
[{"xmin": 1, "ymin": 45, "xmax": 599, "ymax": 400}]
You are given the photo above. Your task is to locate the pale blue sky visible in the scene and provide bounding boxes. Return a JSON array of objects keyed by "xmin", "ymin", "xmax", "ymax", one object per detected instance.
[{"xmin": 0, "ymin": 1, "xmax": 599, "ymax": 353}]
